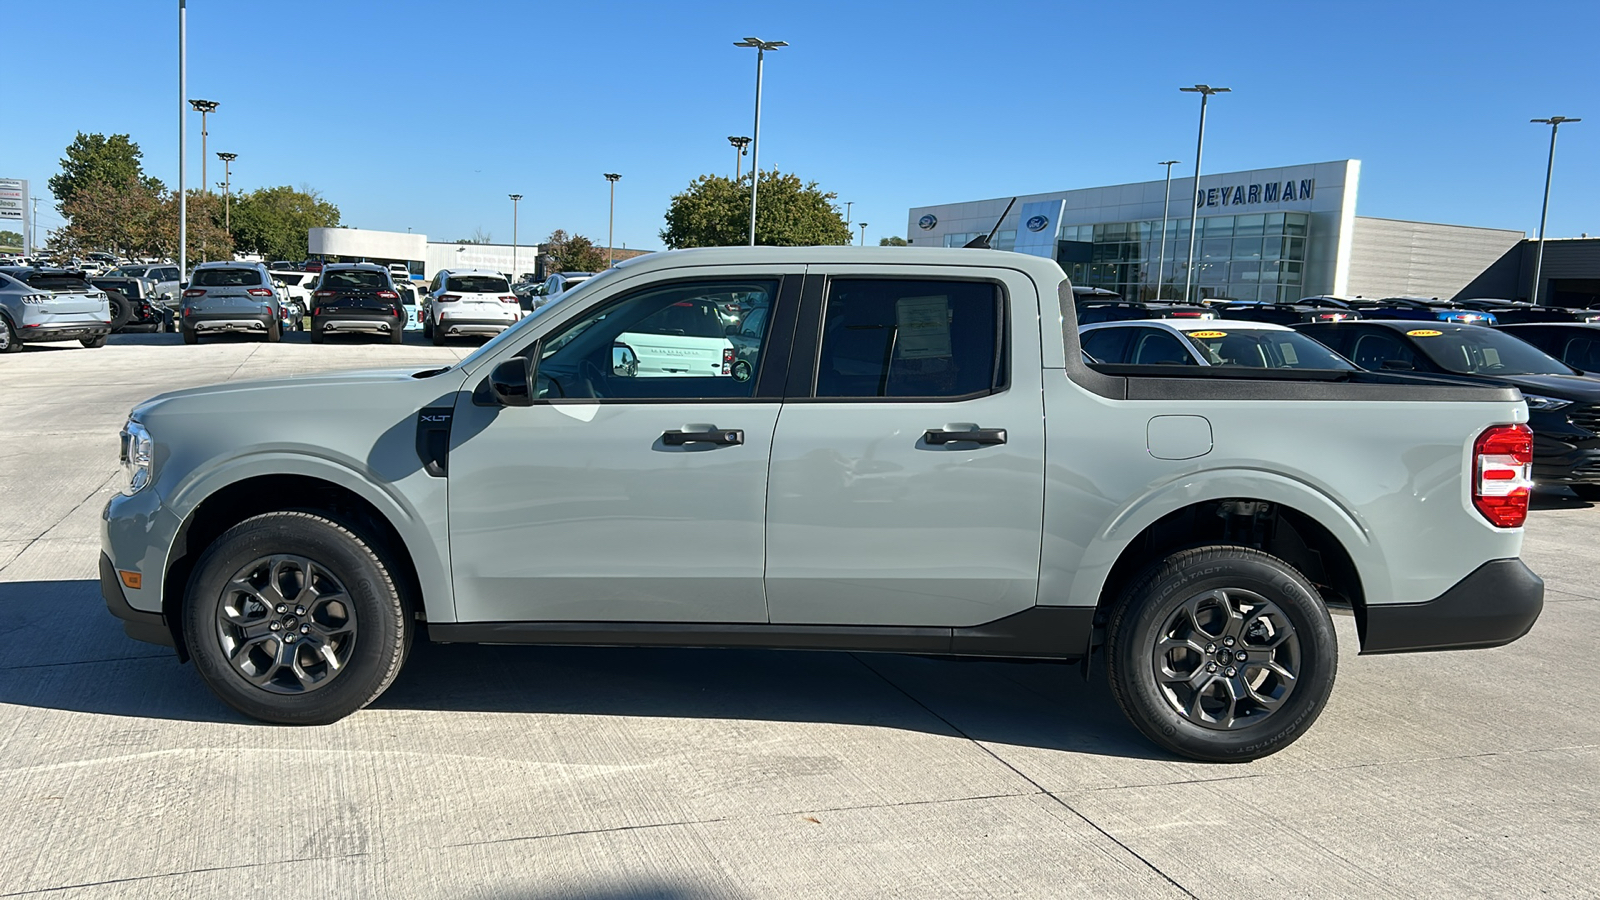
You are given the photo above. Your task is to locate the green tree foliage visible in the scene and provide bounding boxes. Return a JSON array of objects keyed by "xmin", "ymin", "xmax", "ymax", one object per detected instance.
[
  {"xmin": 878, "ymin": 236, "xmax": 909, "ymax": 246},
  {"xmin": 58, "ymin": 174, "xmax": 166, "ymax": 258},
  {"xmin": 49, "ymin": 133, "xmax": 155, "ymax": 213},
  {"xmin": 0, "ymin": 230, "xmax": 21, "ymax": 250},
  {"xmin": 660, "ymin": 170, "xmax": 851, "ymax": 249},
  {"xmin": 229, "ymin": 185, "xmax": 341, "ymax": 261},
  {"xmin": 544, "ymin": 229, "xmax": 609, "ymax": 272}
]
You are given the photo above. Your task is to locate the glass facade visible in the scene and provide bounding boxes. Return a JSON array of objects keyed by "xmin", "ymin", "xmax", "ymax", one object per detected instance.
[{"xmin": 1055, "ymin": 212, "xmax": 1310, "ymax": 302}]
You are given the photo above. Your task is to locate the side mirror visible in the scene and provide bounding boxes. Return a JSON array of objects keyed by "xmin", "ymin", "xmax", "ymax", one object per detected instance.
[
  {"xmin": 489, "ymin": 357, "xmax": 534, "ymax": 406},
  {"xmin": 612, "ymin": 343, "xmax": 639, "ymax": 377}
]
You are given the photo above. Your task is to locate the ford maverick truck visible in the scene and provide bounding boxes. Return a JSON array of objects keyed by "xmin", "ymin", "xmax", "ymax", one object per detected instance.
[{"xmin": 101, "ymin": 247, "xmax": 1544, "ymax": 761}]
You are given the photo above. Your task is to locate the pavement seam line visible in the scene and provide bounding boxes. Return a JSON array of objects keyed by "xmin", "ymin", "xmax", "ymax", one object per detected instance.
[
  {"xmin": 0, "ymin": 469, "xmax": 120, "ymax": 577},
  {"xmin": 0, "ymin": 652, "xmax": 172, "ymax": 672},
  {"xmin": 845, "ymin": 653, "xmax": 1200, "ymax": 899},
  {"xmin": 0, "ymin": 854, "xmax": 371, "ymax": 898}
]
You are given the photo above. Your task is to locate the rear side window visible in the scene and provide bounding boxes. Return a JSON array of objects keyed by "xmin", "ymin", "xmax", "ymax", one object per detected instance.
[
  {"xmin": 321, "ymin": 270, "xmax": 388, "ymax": 291},
  {"xmin": 816, "ymin": 279, "xmax": 1004, "ymax": 399},
  {"xmin": 447, "ymin": 275, "xmax": 510, "ymax": 294},
  {"xmin": 1081, "ymin": 328, "xmax": 1130, "ymax": 363},
  {"xmin": 192, "ymin": 268, "xmax": 263, "ymax": 287},
  {"xmin": 1130, "ymin": 329, "xmax": 1197, "ymax": 365}
]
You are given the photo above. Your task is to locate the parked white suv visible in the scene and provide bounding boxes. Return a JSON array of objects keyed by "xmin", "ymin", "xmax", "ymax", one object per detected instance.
[{"xmin": 423, "ymin": 269, "xmax": 519, "ymax": 344}]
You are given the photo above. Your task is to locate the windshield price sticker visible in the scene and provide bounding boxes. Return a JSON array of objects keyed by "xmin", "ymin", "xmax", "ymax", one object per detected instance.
[
  {"xmin": 1407, "ymin": 329, "xmax": 1443, "ymax": 337},
  {"xmin": 1189, "ymin": 330, "xmax": 1228, "ymax": 339}
]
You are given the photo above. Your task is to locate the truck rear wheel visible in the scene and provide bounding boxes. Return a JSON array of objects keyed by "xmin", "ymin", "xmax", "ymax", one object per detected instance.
[
  {"xmin": 1106, "ymin": 545, "xmax": 1337, "ymax": 762},
  {"xmin": 182, "ymin": 511, "xmax": 410, "ymax": 725}
]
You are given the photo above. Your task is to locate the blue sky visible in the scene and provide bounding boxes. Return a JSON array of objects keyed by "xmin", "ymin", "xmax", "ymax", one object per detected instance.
[{"xmin": 5, "ymin": 0, "xmax": 1597, "ymax": 251}]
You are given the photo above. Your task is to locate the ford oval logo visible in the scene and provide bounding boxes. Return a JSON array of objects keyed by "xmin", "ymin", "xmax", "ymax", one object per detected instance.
[
  {"xmin": 918, "ymin": 214, "xmax": 937, "ymax": 230},
  {"xmin": 1025, "ymin": 215, "xmax": 1050, "ymax": 232}
]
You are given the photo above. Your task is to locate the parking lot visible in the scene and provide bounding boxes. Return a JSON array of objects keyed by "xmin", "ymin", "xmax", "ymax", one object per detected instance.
[{"xmin": 2, "ymin": 332, "xmax": 1598, "ymax": 899}]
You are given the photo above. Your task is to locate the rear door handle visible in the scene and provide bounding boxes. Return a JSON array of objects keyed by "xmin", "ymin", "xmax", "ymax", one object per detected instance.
[
  {"xmin": 662, "ymin": 428, "xmax": 744, "ymax": 446},
  {"xmin": 924, "ymin": 427, "xmax": 1007, "ymax": 445}
]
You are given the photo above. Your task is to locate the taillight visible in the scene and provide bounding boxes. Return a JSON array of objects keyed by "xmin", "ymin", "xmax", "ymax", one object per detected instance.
[
  {"xmin": 314, "ymin": 289, "xmax": 336, "ymax": 298},
  {"xmin": 499, "ymin": 294, "xmax": 518, "ymax": 304},
  {"xmin": 438, "ymin": 294, "xmax": 461, "ymax": 303},
  {"xmin": 1313, "ymin": 312, "xmax": 1353, "ymax": 322},
  {"xmin": 247, "ymin": 287, "xmax": 273, "ymax": 297},
  {"xmin": 722, "ymin": 347, "xmax": 734, "ymax": 375},
  {"xmin": 376, "ymin": 290, "xmax": 399, "ymax": 300},
  {"xmin": 1473, "ymin": 424, "xmax": 1534, "ymax": 528},
  {"xmin": 183, "ymin": 288, "xmax": 206, "ymax": 298}
]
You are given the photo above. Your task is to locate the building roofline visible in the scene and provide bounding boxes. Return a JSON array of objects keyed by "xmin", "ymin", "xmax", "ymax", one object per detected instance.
[{"xmin": 1353, "ymin": 214, "xmax": 1525, "ymax": 237}]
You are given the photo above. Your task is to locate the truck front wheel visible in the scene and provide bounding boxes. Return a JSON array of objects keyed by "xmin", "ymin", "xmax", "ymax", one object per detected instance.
[
  {"xmin": 1106, "ymin": 545, "xmax": 1337, "ymax": 762},
  {"xmin": 182, "ymin": 511, "xmax": 410, "ymax": 725}
]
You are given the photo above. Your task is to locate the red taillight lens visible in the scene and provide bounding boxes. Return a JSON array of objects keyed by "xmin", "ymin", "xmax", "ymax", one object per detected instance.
[
  {"xmin": 438, "ymin": 294, "xmax": 461, "ymax": 303},
  {"xmin": 1473, "ymin": 424, "xmax": 1534, "ymax": 528},
  {"xmin": 314, "ymin": 289, "xmax": 336, "ymax": 298},
  {"xmin": 499, "ymin": 294, "xmax": 518, "ymax": 303},
  {"xmin": 183, "ymin": 288, "xmax": 206, "ymax": 298},
  {"xmin": 247, "ymin": 287, "xmax": 273, "ymax": 297},
  {"xmin": 376, "ymin": 290, "xmax": 399, "ymax": 300},
  {"xmin": 722, "ymin": 347, "xmax": 734, "ymax": 375}
]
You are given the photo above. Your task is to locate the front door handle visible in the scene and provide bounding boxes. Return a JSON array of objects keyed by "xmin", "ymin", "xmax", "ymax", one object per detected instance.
[
  {"xmin": 662, "ymin": 428, "xmax": 744, "ymax": 446},
  {"xmin": 924, "ymin": 427, "xmax": 1007, "ymax": 445}
]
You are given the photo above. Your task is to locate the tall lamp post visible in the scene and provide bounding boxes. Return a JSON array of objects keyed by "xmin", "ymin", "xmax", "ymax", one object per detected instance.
[
  {"xmin": 858, "ymin": 222, "xmax": 868, "ymax": 246},
  {"xmin": 188, "ymin": 99, "xmax": 217, "ymax": 195},
  {"xmin": 844, "ymin": 200, "xmax": 853, "ymax": 230},
  {"xmin": 1179, "ymin": 84, "xmax": 1229, "ymax": 303},
  {"xmin": 727, "ymin": 136, "xmax": 750, "ymax": 181},
  {"xmin": 734, "ymin": 37, "xmax": 786, "ymax": 246},
  {"xmin": 1529, "ymin": 116, "xmax": 1580, "ymax": 305},
  {"xmin": 216, "ymin": 152, "xmax": 236, "ymax": 231},
  {"xmin": 508, "ymin": 193, "xmax": 522, "ymax": 278},
  {"xmin": 178, "ymin": 0, "xmax": 187, "ymax": 279},
  {"xmin": 603, "ymin": 174, "xmax": 621, "ymax": 267},
  {"xmin": 1153, "ymin": 160, "xmax": 1181, "ymax": 301}
]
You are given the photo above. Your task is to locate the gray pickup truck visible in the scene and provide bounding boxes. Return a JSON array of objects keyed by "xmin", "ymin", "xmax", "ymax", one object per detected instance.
[{"xmin": 101, "ymin": 247, "xmax": 1544, "ymax": 761}]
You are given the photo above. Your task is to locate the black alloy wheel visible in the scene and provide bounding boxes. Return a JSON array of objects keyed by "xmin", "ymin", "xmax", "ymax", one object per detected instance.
[{"xmin": 1107, "ymin": 545, "xmax": 1337, "ymax": 762}]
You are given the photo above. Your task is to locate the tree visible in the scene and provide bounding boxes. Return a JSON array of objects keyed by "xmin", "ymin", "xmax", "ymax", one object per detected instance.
[
  {"xmin": 879, "ymin": 236, "xmax": 909, "ymax": 246},
  {"xmin": 49, "ymin": 133, "xmax": 155, "ymax": 213},
  {"xmin": 0, "ymin": 230, "xmax": 21, "ymax": 251},
  {"xmin": 544, "ymin": 229, "xmax": 609, "ymax": 272},
  {"xmin": 660, "ymin": 170, "xmax": 851, "ymax": 249},
  {"xmin": 58, "ymin": 174, "xmax": 166, "ymax": 259},
  {"xmin": 229, "ymin": 185, "xmax": 341, "ymax": 261}
]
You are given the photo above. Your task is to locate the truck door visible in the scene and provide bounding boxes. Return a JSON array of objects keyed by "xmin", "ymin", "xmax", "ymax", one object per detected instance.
[
  {"xmin": 445, "ymin": 267, "xmax": 803, "ymax": 623},
  {"xmin": 764, "ymin": 268, "xmax": 1047, "ymax": 627}
]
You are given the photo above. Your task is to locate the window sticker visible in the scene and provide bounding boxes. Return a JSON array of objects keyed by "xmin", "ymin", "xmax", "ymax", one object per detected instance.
[
  {"xmin": 1407, "ymin": 329, "xmax": 1442, "ymax": 337},
  {"xmin": 894, "ymin": 295, "xmax": 952, "ymax": 359},
  {"xmin": 1189, "ymin": 330, "xmax": 1227, "ymax": 338}
]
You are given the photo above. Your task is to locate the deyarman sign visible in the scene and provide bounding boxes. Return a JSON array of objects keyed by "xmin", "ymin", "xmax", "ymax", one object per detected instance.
[{"xmin": 1197, "ymin": 178, "xmax": 1314, "ymax": 209}]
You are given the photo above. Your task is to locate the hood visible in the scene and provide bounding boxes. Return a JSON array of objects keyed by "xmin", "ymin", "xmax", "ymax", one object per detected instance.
[
  {"xmin": 133, "ymin": 366, "xmax": 466, "ymax": 420},
  {"xmin": 1489, "ymin": 373, "xmax": 1600, "ymax": 403}
]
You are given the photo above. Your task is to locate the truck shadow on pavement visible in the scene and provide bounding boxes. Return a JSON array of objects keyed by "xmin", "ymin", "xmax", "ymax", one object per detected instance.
[{"xmin": 0, "ymin": 578, "xmax": 1169, "ymax": 762}]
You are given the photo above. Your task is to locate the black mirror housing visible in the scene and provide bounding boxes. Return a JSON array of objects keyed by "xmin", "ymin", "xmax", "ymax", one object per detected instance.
[{"xmin": 489, "ymin": 358, "xmax": 534, "ymax": 406}]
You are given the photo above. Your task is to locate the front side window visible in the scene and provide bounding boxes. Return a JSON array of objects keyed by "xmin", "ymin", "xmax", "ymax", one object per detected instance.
[
  {"xmin": 816, "ymin": 279, "xmax": 1004, "ymax": 399},
  {"xmin": 1130, "ymin": 329, "xmax": 1198, "ymax": 365},
  {"xmin": 535, "ymin": 279, "xmax": 779, "ymax": 401},
  {"xmin": 1184, "ymin": 329, "xmax": 1353, "ymax": 369}
]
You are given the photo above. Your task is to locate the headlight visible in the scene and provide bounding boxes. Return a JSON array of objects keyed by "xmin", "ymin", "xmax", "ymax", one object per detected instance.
[
  {"xmin": 119, "ymin": 420, "xmax": 153, "ymax": 494},
  {"xmin": 1523, "ymin": 394, "xmax": 1572, "ymax": 412}
]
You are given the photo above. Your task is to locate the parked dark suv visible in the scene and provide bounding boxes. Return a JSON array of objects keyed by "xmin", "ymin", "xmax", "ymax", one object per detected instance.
[
  {"xmin": 1297, "ymin": 320, "xmax": 1600, "ymax": 498},
  {"xmin": 309, "ymin": 263, "xmax": 405, "ymax": 344}
]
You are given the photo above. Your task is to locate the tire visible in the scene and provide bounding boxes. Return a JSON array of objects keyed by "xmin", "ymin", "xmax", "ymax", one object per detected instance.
[
  {"xmin": 181, "ymin": 325, "xmax": 199, "ymax": 345},
  {"xmin": 0, "ymin": 316, "xmax": 21, "ymax": 353},
  {"xmin": 431, "ymin": 320, "xmax": 446, "ymax": 346},
  {"xmin": 105, "ymin": 290, "xmax": 133, "ymax": 330},
  {"xmin": 388, "ymin": 323, "xmax": 405, "ymax": 344},
  {"xmin": 422, "ymin": 316, "xmax": 433, "ymax": 339},
  {"xmin": 1106, "ymin": 545, "xmax": 1337, "ymax": 762},
  {"xmin": 266, "ymin": 319, "xmax": 282, "ymax": 343},
  {"xmin": 310, "ymin": 322, "xmax": 325, "ymax": 344},
  {"xmin": 1571, "ymin": 484, "xmax": 1600, "ymax": 501},
  {"xmin": 80, "ymin": 334, "xmax": 108, "ymax": 348},
  {"xmin": 182, "ymin": 511, "xmax": 410, "ymax": 725}
]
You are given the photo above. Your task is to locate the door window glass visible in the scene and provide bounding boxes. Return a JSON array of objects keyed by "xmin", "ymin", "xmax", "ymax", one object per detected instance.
[
  {"xmin": 816, "ymin": 279, "xmax": 1004, "ymax": 398},
  {"xmin": 535, "ymin": 279, "xmax": 778, "ymax": 400},
  {"xmin": 1081, "ymin": 327, "xmax": 1129, "ymax": 363},
  {"xmin": 1130, "ymin": 328, "xmax": 1197, "ymax": 365}
]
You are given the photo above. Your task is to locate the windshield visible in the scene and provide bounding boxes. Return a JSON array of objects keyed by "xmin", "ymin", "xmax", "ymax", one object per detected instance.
[
  {"xmin": 1183, "ymin": 329, "xmax": 1355, "ymax": 370},
  {"xmin": 110, "ymin": 265, "xmax": 149, "ymax": 277},
  {"xmin": 446, "ymin": 275, "xmax": 510, "ymax": 294},
  {"xmin": 1407, "ymin": 327, "xmax": 1576, "ymax": 376},
  {"xmin": 192, "ymin": 267, "xmax": 264, "ymax": 287},
  {"xmin": 453, "ymin": 266, "xmax": 625, "ymax": 372}
]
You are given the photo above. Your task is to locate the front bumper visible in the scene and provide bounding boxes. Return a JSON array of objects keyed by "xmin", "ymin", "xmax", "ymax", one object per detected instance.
[
  {"xmin": 1358, "ymin": 558, "xmax": 1543, "ymax": 654},
  {"xmin": 100, "ymin": 552, "xmax": 174, "ymax": 649}
]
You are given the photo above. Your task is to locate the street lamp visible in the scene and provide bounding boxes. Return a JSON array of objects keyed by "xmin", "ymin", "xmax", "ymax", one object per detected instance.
[
  {"xmin": 1154, "ymin": 160, "xmax": 1181, "ymax": 301},
  {"xmin": 734, "ymin": 36, "xmax": 787, "ymax": 246},
  {"xmin": 216, "ymin": 152, "xmax": 236, "ymax": 232},
  {"xmin": 509, "ymin": 193, "xmax": 522, "ymax": 279},
  {"xmin": 1179, "ymin": 84, "xmax": 1229, "ymax": 303},
  {"xmin": 188, "ymin": 99, "xmax": 217, "ymax": 195},
  {"xmin": 727, "ymin": 136, "xmax": 751, "ymax": 181},
  {"xmin": 603, "ymin": 174, "xmax": 621, "ymax": 267},
  {"xmin": 858, "ymin": 222, "xmax": 868, "ymax": 246},
  {"xmin": 844, "ymin": 200, "xmax": 853, "ymax": 230},
  {"xmin": 1530, "ymin": 116, "xmax": 1581, "ymax": 306}
]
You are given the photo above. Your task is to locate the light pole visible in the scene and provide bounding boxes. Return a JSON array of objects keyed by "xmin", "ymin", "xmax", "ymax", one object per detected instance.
[
  {"xmin": 1154, "ymin": 160, "xmax": 1181, "ymax": 301},
  {"xmin": 728, "ymin": 136, "xmax": 750, "ymax": 180},
  {"xmin": 603, "ymin": 174, "xmax": 621, "ymax": 267},
  {"xmin": 1530, "ymin": 116, "xmax": 1580, "ymax": 305},
  {"xmin": 509, "ymin": 193, "xmax": 522, "ymax": 278},
  {"xmin": 178, "ymin": 0, "xmax": 187, "ymax": 277},
  {"xmin": 845, "ymin": 200, "xmax": 853, "ymax": 230},
  {"xmin": 1179, "ymin": 84, "xmax": 1229, "ymax": 303},
  {"xmin": 858, "ymin": 222, "xmax": 868, "ymax": 246},
  {"xmin": 216, "ymin": 152, "xmax": 236, "ymax": 232},
  {"xmin": 188, "ymin": 99, "xmax": 217, "ymax": 195},
  {"xmin": 734, "ymin": 37, "xmax": 786, "ymax": 246}
]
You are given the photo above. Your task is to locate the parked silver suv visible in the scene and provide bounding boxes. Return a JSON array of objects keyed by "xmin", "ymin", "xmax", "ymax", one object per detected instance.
[
  {"xmin": 0, "ymin": 268, "xmax": 112, "ymax": 351},
  {"xmin": 179, "ymin": 261, "xmax": 283, "ymax": 344}
]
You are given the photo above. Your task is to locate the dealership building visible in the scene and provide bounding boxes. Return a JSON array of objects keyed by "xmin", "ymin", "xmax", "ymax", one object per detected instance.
[{"xmin": 906, "ymin": 160, "xmax": 1532, "ymax": 303}]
